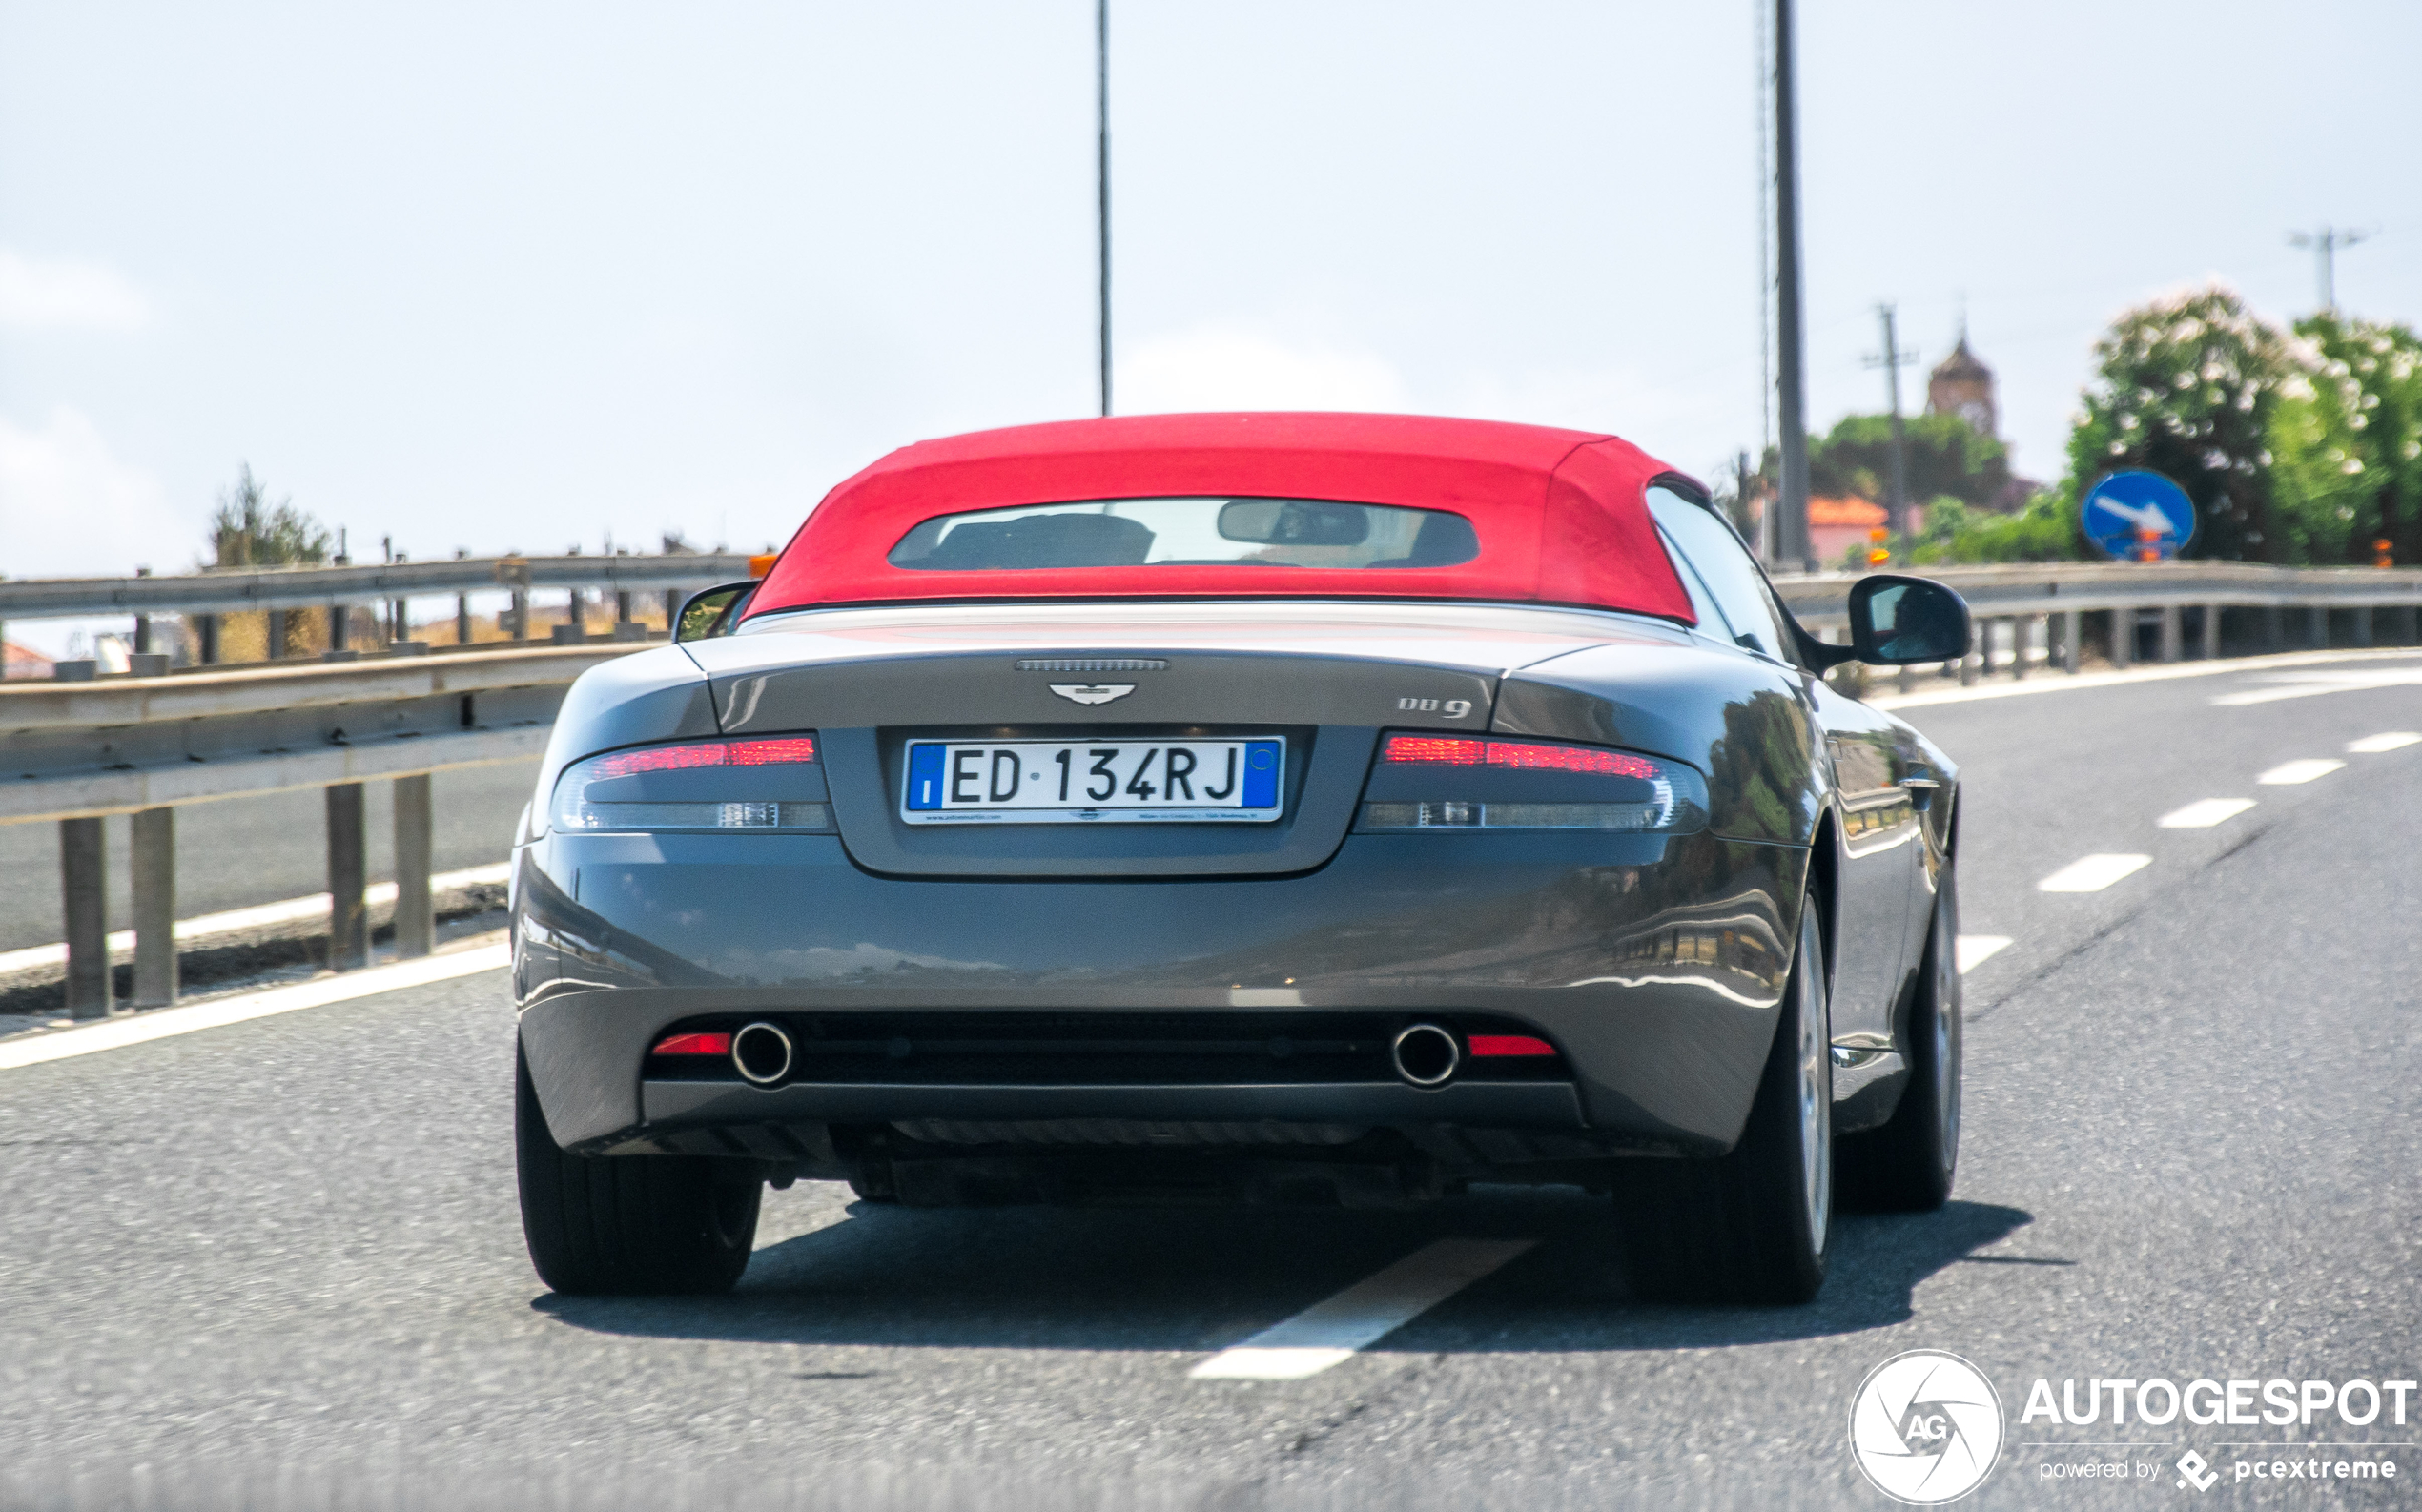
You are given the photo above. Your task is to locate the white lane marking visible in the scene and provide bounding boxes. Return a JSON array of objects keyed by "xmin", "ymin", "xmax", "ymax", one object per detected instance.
[
  {"xmin": 2211, "ymin": 668, "xmax": 2422, "ymax": 706},
  {"xmin": 0, "ymin": 938, "xmax": 509, "ymax": 1071},
  {"xmin": 1866, "ymin": 646, "xmax": 2422, "ymax": 712},
  {"xmin": 2157, "ymin": 798, "xmax": 2257, "ymax": 828},
  {"xmin": 2256, "ymin": 759, "xmax": 2346, "ymax": 786},
  {"xmin": 0, "ymin": 862, "xmax": 511, "ymax": 977},
  {"xmin": 2038, "ymin": 854, "xmax": 2151, "ymax": 892},
  {"xmin": 2348, "ymin": 731, "xmax": 2421, "ymax": 753},
  {"xmin": 1955, "ymin": 935, "xmax": 2011, "ymax": 974},
  {"xmin": 1188, "ymin": 1237, "xmax": 1534, "ymax": 1380}
]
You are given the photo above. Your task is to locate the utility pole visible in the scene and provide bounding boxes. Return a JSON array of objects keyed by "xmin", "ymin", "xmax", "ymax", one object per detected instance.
[
  {"xmin": 1863, "ymin": 303, "xmax": 1919, "ymax": 540},
  {"xmin": 1772, "ymin": 0, "xmax": 1812, "ymax": 572},
  {"xmin": 2288, "ymin": 225, "xmax": 2371, "ymax": 314},
  {"xmin": 1097, "ymin": 0, "xmax": 1112, "ymax": 418}
]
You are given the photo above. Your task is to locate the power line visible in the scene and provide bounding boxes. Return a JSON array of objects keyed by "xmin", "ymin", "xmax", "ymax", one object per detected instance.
[
  {"xmin": 1771, "ymin": 0, "xmax": 1812, "ymax": 572},
  {"xmin": 1097, "ymin": 0, "xmax": 1112, "ymax": 418},
  {"xmin": 2287, "ymin": 225, "xmax": 2371, "ymax": 314},
  {"xmin": 1863, "ymin": 303, "xmax": 1919, "ymax": 539}
]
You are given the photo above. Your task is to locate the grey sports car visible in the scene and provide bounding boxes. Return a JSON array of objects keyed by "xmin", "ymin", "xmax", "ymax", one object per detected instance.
[{"xmin": 511, "ymin": 412, "xmax": 1971, "ymax": 1304}]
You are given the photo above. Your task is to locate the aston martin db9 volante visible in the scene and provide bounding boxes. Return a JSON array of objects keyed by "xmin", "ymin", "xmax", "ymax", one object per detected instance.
[{"xmin": 511, "ymin": 412, "xmax": 1971, "ymax": 1304}]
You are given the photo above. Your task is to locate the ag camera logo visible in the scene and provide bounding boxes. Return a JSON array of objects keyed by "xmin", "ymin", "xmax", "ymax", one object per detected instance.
[{"xmin": 1850, "ymin": 1351, "xmax": 2005, "ymax": 1504}]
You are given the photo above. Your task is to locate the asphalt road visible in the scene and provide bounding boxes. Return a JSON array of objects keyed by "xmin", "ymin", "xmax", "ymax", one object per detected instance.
[
  {"xmin": 0, "ymin": 761, "xmax": 537, "ymax": 952},
  {"xmin": 2, "ymin": 652, "xmax": 2417, "ymax": 1510}
]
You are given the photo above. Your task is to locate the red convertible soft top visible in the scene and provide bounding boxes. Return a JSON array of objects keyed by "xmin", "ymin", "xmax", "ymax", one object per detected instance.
[{"xmin": 748, "ymin": 412, "xmax": 1698, "ymax": 623}]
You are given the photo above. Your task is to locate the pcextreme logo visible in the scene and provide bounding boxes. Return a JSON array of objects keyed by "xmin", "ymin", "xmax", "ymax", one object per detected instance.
[{"xmin": 1849, "ymin": 1351, "xmax": 2006, "ymax": 1504}]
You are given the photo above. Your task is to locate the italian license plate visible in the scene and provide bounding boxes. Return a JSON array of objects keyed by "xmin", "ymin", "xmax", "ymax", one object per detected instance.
[{"xmin": 902, "ymin": 738, "xmax": 1284, "ymax": 824}]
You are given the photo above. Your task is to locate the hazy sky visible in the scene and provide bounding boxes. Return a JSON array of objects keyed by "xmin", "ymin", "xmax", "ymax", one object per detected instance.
[{"xmin": 3, "ymin": 1, "xmax": 2415, "ymax": 586}]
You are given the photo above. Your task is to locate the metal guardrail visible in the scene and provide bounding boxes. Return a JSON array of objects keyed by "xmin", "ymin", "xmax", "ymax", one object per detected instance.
[
  {"xmin": 1775, "ymin": 559, "xmax": 2422, "ymax": 620},
  {"xmin": 6, "ymin": 641, "xmax": 648, "ymax": 1019},
  {"xmin": 16, "ymin": 558, "xmax": 2422, "ymax": 1018},
  {"xmin": 0, "ymin": 551, "xmax": 756, "ymax": 621},
  {"xmin": 1774, "ymin": 560, "xmax": 2422, "ymax": 669}
]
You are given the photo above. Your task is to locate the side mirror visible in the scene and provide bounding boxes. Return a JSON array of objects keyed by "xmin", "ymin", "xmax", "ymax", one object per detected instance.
[
  {"xmin": 1847, "ymin": 575, "xmax": 1972, "ymax": 664},
  {"xmin": 673, "ymin": 581, "xmax": 758, "ymax": 644}
]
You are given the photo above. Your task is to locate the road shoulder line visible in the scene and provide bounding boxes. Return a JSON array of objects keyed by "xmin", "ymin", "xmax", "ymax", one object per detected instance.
[
  {"xmin": 1867, "ymin": 646, "xmax": 2422, "ymax": 712},
  {"xmin": 0, "ymin": 934, "xmax": 509, "ymax": 1071}
]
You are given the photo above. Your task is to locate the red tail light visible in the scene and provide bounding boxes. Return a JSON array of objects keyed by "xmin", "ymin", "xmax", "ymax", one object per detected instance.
[
  {"xmin": 725, "ymin": 737, "xmax": 821, "ymax": 766},
  {"xmin": 649, "ymin": 1032, "xmax": 733, "ymax": 1057},
  {"xmin": 1381, "ymin": 734, "xmax": 1657, "ymax": 780},
  {"xmin": 1467, "ymin": 1033, "xmax": 1557, "ymax": 1058},
  {"xmin": 585, "ymin": 736, "xmax": 817, "ymax": 782}
]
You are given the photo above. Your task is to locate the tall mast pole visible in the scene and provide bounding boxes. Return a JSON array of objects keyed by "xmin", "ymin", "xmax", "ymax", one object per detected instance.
[
  {"xmin": 1097, "ymin": 0, "xmax": 1112, "ymax": 417},
  {"xmin": 1772, "ymin": 0, "xmax": 1812, "ymax": 571}
]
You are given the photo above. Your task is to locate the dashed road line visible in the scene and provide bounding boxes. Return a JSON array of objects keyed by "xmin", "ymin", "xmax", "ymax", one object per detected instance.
[
  {"xmin": 2257, "ymin": 759, "xmax": 2346, "ymax": 786},
  {"xmin": 2210, "ymin": 667, "xmax": 2422, "ymax": 706},
  {"xmin": 2157, "ymin": 798, "xmax": 2257, "ymax": 828},
  {"xmin": 0, "ymin": 937, "xmax": 509, "ymax": 1071},
  {"xmin": 1955, "ymin": 935, "xmax": 2012, "ymax": 974},
  {"xmin": 2348, "ymin": 731, "xmax": 2420, "ymax": 753},
  {"xmin": 2038, "ymin": 854, "xmax": 2152, "ymax": 893},
  {"xmin": 1188, "ymin": 1237, "xmax": 1535, "ymax": 1380}
]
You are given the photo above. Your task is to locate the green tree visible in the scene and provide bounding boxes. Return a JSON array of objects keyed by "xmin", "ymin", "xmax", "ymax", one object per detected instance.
[
  {"xmin": 1808, "ymin": 412, "xmax": 2016, "ymax": 509},
  {"xmin": 2062, "ymin": 284, "xmax": 2310, "ymax": 562},
  {"xmin": 2274, "ymin": 314, "xmax": 2422, "ymax": 566},
  {"xmin": 207, "ymin": 463, "xmax": 332, "ymax": 567}
]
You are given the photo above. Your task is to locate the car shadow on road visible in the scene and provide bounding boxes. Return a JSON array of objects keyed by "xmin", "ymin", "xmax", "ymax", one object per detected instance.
[{"xmin": 530, "ymin": 1184, "xmax": 2037, "ymax": 1357}]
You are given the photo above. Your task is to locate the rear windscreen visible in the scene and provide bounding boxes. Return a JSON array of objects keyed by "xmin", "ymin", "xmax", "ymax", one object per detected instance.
[{"xmin": 886, "ymin": 497, "xmax": 1481, "ymax": 572}]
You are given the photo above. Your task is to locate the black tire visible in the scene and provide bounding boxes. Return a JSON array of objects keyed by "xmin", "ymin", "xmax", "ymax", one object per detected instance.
[
  {"xmin": 515, "ymin": 1044, "xmax": 762, "ymax": 1296},
  {"xmin": 1839, "ymin": 867, "xmax": 1961, "ymax": 1211},
  {"xmin": 1611, "ymin": 903, "xmax": 1834, "ymax": 1304}
]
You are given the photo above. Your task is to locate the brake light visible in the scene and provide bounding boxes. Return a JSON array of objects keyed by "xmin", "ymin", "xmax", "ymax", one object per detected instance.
[
  {"xmin": 1381, "ymin": 734, "xmax": 1657, "ymax": 780},
  {"xmin": 1362, "ymin": 731, "xmax": 1707, "ymax": 834},
  {"xmin": 650, "ymin": 1032, "xmax": 732, "ymax": 1056},
  {"xmin": 553, "ymin": 734, "xmax": 829, "ymax": 833},
  {"xmin": 1468, "ymin": 1034, "xmax": 1556, "ymax": 1058},
  {"xmin": 725, "ymin": 737, "xmax": 820, "ymax": 766},
  {"xmin": 585, "ymin": 736, "xmax": 817, "ymax": 781}
]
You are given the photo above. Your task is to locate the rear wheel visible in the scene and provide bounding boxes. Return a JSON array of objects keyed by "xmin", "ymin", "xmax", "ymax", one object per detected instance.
[
  {"xmin": 1611, "ymin": 902, "xmax": 1833, "ymax": 1304},
  {"xmin": 1839, "ymin": 868, "xmax": 1961, "ymax": 1211},
  {"xmin": 515, "ymin": 1044, "xmax": 761, "ymax": 1295}
]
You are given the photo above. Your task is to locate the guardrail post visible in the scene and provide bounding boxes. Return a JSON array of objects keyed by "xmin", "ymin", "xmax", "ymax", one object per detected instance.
[
  {"xmin": 2109, "ymin": 609, "xmax": 2133, "ymax": 669},
  {"xmin": 2351, "ymin": 607, "xmax": 2372, "ymax": 647},
  {"xmin": 2061, "ymin": 609, "xmax": 2082, "ymax": 672},
  {"xmin": 131, "ymin": 807, "xmax": 176, "ymax": 1007},
  {"xmin": 328, "ymin": 600, "xmax": 348, "ymax": 653},
  {"xmin": 616, "ymin": 589, "xmax": 634, "ymax": 628},
  {"xmin": 2402, "ymin": 606, "xmax": 2420, "ymax": 645},
  {"xmin": 61, "ymin": 816, "xmax": 111, "ymax": 1018},
  {"xmin": 1977, "ymin": 619, "xmax": 1995, "ymax": 678},
  {"xmin": 326, "ymin": 783, "xmax": 369, "ymax": 971},
  {"xmin": 393, "ymin": 774, "xmax": 435, "ymax": 959},
  {"xmin": 197, "ymin": 613, "xmax": 220, "ymax": 664},
  {"xmin": 2011, "ymin": 616, "xmax": 2030, "ymax": 680},
  {"xmin": 2157, "ymin": 605, "xmax": 2181, "ymax": 663},
  {"xmin": 663, "ymin": 588, "xmax": 680, "ymax": 628},
  {"xmin": 511, "ymin": 591, "xmax": 530, "ymax": 643},
  {"xmin": 268, "ymin": 608, "xmax": 288, "ymax": 661},
  {"xmin": 456, "ymin": 594, "xmax": 472, "ymax": 646},
  {"xmin": 2201, "ymin": 604, "xmax": 2223, "ymax": 660},
  {"xmin": 2307, "ymin": 605, "xmax": 2328, "ymax": 649},
  {"xmin": 568, "ymin": 589, "xmax": 587, "ymax": 639}
]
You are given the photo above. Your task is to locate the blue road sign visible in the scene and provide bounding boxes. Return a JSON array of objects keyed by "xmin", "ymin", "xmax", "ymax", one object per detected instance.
[{"xmin": 2082, "ymin": 470, "xmax": 2195, "ymax": 562}]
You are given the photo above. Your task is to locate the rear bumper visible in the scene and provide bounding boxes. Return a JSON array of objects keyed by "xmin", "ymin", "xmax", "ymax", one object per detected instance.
[{"xmin": 514, "ymin": 828, "xmax": 1808, "ymax": 1157}]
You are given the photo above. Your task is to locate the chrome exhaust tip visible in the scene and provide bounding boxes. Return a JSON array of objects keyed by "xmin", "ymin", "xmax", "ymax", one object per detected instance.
[
  {"xmin": 731, "ymin": 1020, "xmax": 795, "ymax": 1086},
  {"xmin": 1390, "ymin": 1023, "xmax": 1460, "ymax": 1088}
]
